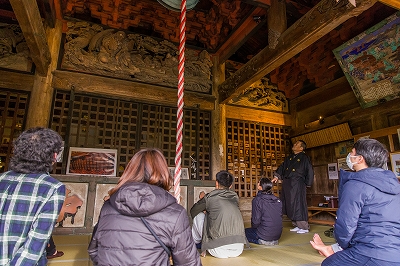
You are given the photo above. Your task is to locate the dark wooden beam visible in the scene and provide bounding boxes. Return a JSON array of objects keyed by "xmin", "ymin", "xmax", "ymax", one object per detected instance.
[
  {"xmin": 267, "ymin": 0, "xmax": 286, "ymax": 49},
  {"xmin": 242, "ymin": 0, "xmax": 271, "ymax": 9},
  {"xmin": 9, "ymin": 0, "xmax": 51, "ymax": 76},
  {"xmin": 215, "ymin": 7, "xmax": 267, "ymax": 64},
  {"xmin": 52, "ymin": 70, "xmax": 216, "ymax": 111},
  {"xmin": 0, "ymin": 9, "xmax": 17, "ymax": 20},
  {"xmin": 37, "ymin": 0, "xmax": 57, "ymax": 28},
  {"xmin": 0, "ymin": 70, "xmax": 35, "ymax": 91},
  {"xmin": 218, "ymin": 0, "xmax": 378, "ymax": 103}
]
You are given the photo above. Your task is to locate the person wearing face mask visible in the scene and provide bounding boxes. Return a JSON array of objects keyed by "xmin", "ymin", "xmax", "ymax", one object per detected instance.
[
  {"xmin": 272, "ymin": 140, "xmax": 314, "ymax": 234},
  {"xmin": 315, "ymin": 138, "xmax": 400, "ymax": 266}
]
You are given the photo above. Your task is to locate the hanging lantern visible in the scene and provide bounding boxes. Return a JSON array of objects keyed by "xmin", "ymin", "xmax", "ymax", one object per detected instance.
[{"xmin": 156, "ymin": 0, "xmax": 199, "ymax": 12}]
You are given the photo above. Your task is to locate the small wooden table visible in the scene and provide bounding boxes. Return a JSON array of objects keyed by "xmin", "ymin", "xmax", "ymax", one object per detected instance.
[{"xmin": 308, "ymin": 206, "xmax": 337, "ymax": 226}]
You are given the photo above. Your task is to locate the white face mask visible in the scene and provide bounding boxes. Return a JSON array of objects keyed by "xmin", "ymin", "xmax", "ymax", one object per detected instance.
[{"xmin": 346, "ymin": 153, "xmax": 358, "ymax": 171}]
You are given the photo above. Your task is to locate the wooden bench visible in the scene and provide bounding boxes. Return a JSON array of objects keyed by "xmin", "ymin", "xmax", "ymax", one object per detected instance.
[{"xmin": 308, "ymin": 206, "xmax": 337, "ymax": 226}]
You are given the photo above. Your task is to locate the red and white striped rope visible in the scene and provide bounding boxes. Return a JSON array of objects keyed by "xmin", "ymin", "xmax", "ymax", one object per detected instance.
[{"xmin": 174, "ymin": 0, "xmax": 186, "ymax": 204}]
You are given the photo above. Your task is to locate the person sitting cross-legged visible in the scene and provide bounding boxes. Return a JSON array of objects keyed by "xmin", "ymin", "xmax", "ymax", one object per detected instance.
[
  {"xmin": 310, "ymin": 233, "xmax": 340, "ymax": 258},
  {"xmin": 315, "ymin": 138, "xmax": 400, "ymax": 266},
  {"xmin": 190, "ymin": 170, "xmax": 248, "ymax": 258},
  {"xmin": 245, "ymin": 177, "xmax": 282, "ymax": 246}
]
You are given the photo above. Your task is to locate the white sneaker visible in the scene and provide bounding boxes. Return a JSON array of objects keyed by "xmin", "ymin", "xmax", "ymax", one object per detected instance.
[
  {"xmin": 297, "ymin": 229, "xmax": 309, "ymax": 234},
  {"xmin": 289, "ymin": 227, "xmax": 300, "ymax": 232}
]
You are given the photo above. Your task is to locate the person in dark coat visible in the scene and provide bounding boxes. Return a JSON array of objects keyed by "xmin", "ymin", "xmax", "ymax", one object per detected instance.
[
  {"xmin": 316, "ymin": 138, "xmax": 400, "ymax": 266},
  {"xmin": 245, "ymin": 178, "xmax": 282, "ymax": 245},
  {"xmin": 88, "ymin": 148, "xmax": 201, "ymax": 266},
  {"xmin": 272, "ymin": 140, "xmax": 314, "ymax": 234}
]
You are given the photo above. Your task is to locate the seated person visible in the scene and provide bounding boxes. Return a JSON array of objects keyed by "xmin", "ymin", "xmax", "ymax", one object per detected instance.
[
  {"xmin": 245, "ymin": 178, "xmax": 282, "ymax": 245},
  {"xmin": 191, "ymin": 191, "xmax": 206, "ymax": 249},
  {"xmin": 190, "ymin": 170, "xmax": 248, "ymax": 258},
  {"xmin": 315, "ymin": 138, "xmax": 400, "ymax": 265}
]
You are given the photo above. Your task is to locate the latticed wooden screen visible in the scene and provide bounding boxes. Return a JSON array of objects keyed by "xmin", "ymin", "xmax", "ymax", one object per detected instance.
[
  {"xmin": 51, "ymin": 90, "xmax": 211, "ymax": 179},
  {"xmin": 0, "ymin": 90, "xmax": 28, "ymax": 173},
  {"xmin": 226, "ymin": 119, "xmax": 290, "ymax": 198},
  {"xmin": 198, "ymin": 112, "xmax": 211, "ymax": 178}
]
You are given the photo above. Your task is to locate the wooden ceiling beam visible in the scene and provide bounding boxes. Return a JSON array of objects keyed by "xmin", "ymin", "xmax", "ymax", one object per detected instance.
[
  {"xmin": 242, "ymin": 0, "xmax": 271, "ymax": 9},
  {"xmin": 216, "ymin": 7, "xmax": 267, "ymax": 64},
  {"xmin": 36, "ymin": 0, "xmax": 57, "ymax": 28},
  {"xmin": 218, "ymin": 0, "xmax": 378, "ymax": 103},
  {"xmin": 9, "ymin": 0, "xmax": 51, "ymax": 76},
  {"xmin": 379, "ymin": 0, "xmax": 400, "ymax": 9},
  {"xmin": 0, "ymin": 9, "xmax": 17, "ymax": 19}
]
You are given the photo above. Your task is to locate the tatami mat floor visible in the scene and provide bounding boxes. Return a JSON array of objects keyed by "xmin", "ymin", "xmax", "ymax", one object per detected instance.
[{"xmin": 48, "ymin": 221, "xmax": 335, "ymax": 266}]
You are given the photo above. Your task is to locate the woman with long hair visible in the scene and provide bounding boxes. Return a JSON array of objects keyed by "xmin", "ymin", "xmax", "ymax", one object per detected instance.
[{"xmin": 88, "ymin": 148, "xmax": 201, "ymax": 266}]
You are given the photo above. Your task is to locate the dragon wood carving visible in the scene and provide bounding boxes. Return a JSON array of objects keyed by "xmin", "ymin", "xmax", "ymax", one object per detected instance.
[
  {"xmin": 61, "ymin": 21, "xmax": 213, "ymax": 93},
  {"xmin": 0, "ymin": 23, "xmax": 32, "ymax": 72}
]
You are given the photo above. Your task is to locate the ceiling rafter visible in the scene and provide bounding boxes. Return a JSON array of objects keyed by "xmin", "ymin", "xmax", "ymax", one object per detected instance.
[
  {"xmin": 218, "ymin": 0, "xmax": 378, "ymax": 104},
  {"xmin": 9, "ymin": 0, "xmax": 51, "ymax": 76},
  {"xmin": 216, "ymin": 6, "xmax": 267, "ymax": 63}
]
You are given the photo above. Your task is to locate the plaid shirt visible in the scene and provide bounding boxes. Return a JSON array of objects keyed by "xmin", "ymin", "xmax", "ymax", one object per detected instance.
[{"xmin": 0, "ymin": 171, "xmax": 65, "ymax": 266}]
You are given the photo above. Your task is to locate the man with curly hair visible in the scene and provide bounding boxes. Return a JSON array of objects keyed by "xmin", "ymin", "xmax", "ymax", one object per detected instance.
[{"xmin": 0, "ymin": 127, "xmax": 66, "ymax": 265}]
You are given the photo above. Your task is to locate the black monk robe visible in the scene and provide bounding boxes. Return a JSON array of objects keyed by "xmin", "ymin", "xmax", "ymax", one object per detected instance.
[{"xmin": 274, "ymin": 152, "xmax": 314, "ymax": 222}]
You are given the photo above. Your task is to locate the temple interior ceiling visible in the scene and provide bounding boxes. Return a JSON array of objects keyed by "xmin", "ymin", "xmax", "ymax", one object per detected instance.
[
  {"xmin": 0, "ymin": 0, "xmax": 397, "ymax": 100},
  {"xmin": 0, "ymin": 0, "xmax": 320, "ymax": 64}
]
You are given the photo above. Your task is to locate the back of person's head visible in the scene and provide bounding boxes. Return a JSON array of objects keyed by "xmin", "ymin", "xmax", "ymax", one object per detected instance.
[
  {"xmin": 353, "ymin": 138, "xmax": 388, "ymax": 168},
  {"xmin": 259, "ymin": 177, "xmax": 273, "ymax": 194},
  {"xmin": 110, "ymin": 148, "xmax": 172, "ymax": 195},
  {"xmin": 216, "ymin": 170, "xmax": 234, "ymax": 189},
  {"xmin": 9, "ymin": 127, "xmax": 62, "ymax": 174}
]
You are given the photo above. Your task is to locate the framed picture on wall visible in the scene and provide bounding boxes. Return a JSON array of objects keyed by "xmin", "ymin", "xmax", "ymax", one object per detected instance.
[
  {"xmin": 328, "ymin": 163, "xmax": 339, "ymax": 180},
  {"xmin": 66, "ymin": 147, "xmax": 118, "ymax": 176},
  {"xmin": 55, "ymin": 182, "xmax": 88, "ymax": 228},
  {"xmin": 390, "ymin": 152, "xmax": 400, "ymax": 178},
  {"xmin": 168, "ymin": 167, "xmax": 189, "ymax": 179},
  {"xmin": 93, "ymin": 183, "xmax": 116, "ymax": 226},
  {"xmin": 169, "ymin": 186, "xmax": 188, "ymax": 210},
  {"xmin": 333, "ymin": 11, "xmax": 400, "ymax": 109}
]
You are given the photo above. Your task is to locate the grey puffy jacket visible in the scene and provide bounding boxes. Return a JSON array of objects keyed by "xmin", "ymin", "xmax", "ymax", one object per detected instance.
[{"xmin": 88, "ymin": 182, "xmax": 201, "ymax": 266}]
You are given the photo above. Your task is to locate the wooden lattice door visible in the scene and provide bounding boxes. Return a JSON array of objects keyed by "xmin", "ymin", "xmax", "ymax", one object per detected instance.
[
  {"xmin": 0, "ymin": 90, "xmax": 28, "ymax": 172},
  {"xmin": 51, "ymin": 90, "xmax": 212, "ymax": 179},
  {"xmin": 226, "ymin": 119, "xmax": 290, "ymax": 198}
]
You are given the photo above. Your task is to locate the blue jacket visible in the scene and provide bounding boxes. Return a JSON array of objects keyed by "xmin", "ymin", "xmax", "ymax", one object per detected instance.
[
  {"xmin": 251, "ymin": 192, "xmax": 282, "ymax": 241},
  {"xmin": 335, "ymin": 168, "xmax": 400, "ymax": 262}
]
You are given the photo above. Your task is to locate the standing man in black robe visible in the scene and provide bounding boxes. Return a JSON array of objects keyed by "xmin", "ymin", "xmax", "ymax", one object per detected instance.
[{"xmin": 272, "ymin": 140, "xmax": 314, "ymax": 234}]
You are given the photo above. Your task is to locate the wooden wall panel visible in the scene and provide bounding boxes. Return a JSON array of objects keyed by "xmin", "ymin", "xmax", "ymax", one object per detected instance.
[{"xmin": 224, "ymin": 105, "xmax": 291, "ymax": 125}]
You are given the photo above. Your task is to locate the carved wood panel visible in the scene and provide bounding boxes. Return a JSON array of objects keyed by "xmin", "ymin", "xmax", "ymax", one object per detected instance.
[{"xmin": 60, "ymin": 20, "xmax": 213, "ymax": 93}]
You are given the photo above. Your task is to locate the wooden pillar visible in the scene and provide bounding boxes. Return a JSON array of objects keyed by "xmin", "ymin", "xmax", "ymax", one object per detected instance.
[
  {"xmin": 210, "ymin": 55, "xmax": 226, "ymax": 179},
  {"xmin": 25, "ymin": 20, "xmax": 62, "ymax": 129},
  {"xmin": 268, "ymin": 0, "xmax": 286, "ymax": 49}
]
